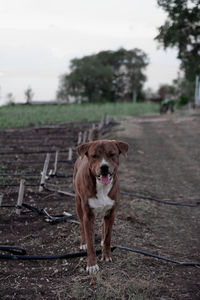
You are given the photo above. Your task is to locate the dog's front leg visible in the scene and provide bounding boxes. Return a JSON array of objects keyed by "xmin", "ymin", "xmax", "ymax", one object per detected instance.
[
  {"xmin": 83, "ymin": 212, "xmax": 99, "ymax": 274},
  {"xmin": 75, "ymin": 195, "xmax": 87, "ymax": 250},
  {"xmin": 101, "ymin": 209, "xmax": 116, "ymax": 262}
]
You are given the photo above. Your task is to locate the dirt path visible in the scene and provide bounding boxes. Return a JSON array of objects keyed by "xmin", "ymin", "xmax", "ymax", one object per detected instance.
[
  {"xmin": 111, "ymin": 114, "xmax": 200, "ymax": 299},
  {"xmin": 0, "ymin": 113, "xmax": 200, "ymax": 299}
]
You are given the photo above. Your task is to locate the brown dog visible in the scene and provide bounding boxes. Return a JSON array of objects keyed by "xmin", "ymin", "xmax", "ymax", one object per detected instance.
[{"xmin": 73, "ymin": 139, "xmax": 128, "ymax": 274}]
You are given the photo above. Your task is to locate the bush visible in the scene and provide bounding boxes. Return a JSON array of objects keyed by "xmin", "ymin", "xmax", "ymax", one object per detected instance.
[{"xmin": 175, "ymin": 95, "xmax": 190, "ymax": 108}]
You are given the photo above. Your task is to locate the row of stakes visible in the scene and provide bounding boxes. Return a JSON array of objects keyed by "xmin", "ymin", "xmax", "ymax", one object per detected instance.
[{"xmin": 0, "ymin": 114, "xmax": 111, "ymax": 216}]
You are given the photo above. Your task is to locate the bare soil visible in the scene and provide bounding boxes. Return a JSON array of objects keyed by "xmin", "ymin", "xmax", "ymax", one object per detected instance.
[{"xmin": 0, "ymin": 111, "xmax": 200, "ymax": 300}]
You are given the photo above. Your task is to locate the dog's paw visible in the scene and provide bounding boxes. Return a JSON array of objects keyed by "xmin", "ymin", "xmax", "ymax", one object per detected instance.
[
  {"xmin": 101, "ymin": 251, "xmax": 112, "ymax": 262},
  {"xmin": 105, "ymin": 257, "xmax": 112, "ymax": 262},
  {"xmin": 101, "ymin": 254, "xmax": 112, "ymax": 262},
  {"xmin": 86, "ymin": 264, "xmax": 100, "ymax": 274},
  {"xmin": 80, "ymin": 244, "xmax": 87, "ymax": 250},
  {"xmin": 101, "ymin": 240, "xmax": 104, "ymax": 247}
]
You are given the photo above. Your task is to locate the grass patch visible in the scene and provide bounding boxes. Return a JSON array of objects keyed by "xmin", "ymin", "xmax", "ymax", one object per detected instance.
[
  {"xmin": 68, "ymin": 269, "xmax": 158, "ymax": 300},
  {"xmin": 0, "ymin": 102, "xmax": 159, "ymax": 129}
]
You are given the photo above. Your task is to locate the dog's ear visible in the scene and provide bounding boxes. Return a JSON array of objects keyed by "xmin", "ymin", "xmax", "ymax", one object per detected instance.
[
  {"xmin": 77, "ymin": 142, "xmax": 91, "ymax": 158},
  {"xmin": 115, "ymin": 141, "xmax": 129, "ymax": 156}
]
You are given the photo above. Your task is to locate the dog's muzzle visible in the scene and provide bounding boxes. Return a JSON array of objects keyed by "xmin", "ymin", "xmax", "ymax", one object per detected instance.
[{"xmin": 97, "ymin": 164, "xmax": 113, "ymax": 185}]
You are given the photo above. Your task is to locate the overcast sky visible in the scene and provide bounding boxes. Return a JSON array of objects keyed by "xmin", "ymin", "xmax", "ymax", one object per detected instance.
[{"xmin": 0, "ymin": 0, "xmax": 180, "ymax": 104}]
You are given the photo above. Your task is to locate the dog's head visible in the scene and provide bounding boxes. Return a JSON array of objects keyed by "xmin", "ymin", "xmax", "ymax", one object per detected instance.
[{"xmin": 77, "ymin": 140, "xmax": 128, "ymax": 185}]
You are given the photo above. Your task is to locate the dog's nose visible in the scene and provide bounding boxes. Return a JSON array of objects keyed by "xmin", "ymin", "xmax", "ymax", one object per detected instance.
[{"xmin": 100, "ymin": 164, "xmax": 109, "ymax": 175}]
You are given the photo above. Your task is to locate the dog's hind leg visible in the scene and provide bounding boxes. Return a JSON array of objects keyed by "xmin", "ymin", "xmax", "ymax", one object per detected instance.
[{"xmin": 75, "ymin": 195, "xmax": 86, "ymax": 250}]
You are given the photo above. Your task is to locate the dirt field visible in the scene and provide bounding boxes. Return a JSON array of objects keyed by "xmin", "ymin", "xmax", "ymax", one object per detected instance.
[{"xmin": 0, "ymin": 111, "xmax": 200, "ymax": 299}]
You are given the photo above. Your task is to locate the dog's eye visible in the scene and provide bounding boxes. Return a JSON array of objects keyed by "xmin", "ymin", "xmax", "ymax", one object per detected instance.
[
  {"xmin": 92, "ymin": 154, "xmax": 97, "ymax": 159},
  {"xmin": 109, "ymin": 153, "xmax": 115, "ymax": 158}
]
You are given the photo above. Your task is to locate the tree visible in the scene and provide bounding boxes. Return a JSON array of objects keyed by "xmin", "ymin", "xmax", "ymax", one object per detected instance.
[
  {"xmin": 6, "ymin": 93, "xmax": 15, "ymax": 105},
  {"xmin": 155, "ymin": 0, "xmax": 200, "ymax": 83},
  {"xmin": 24, "ymin": 87, "xmax": 34, "ymax": 104},
  {"xmin": 122, "ymin": 48, "xmax": 148, "ymax": 102},
  {"xmin": 157, "ymin": 83, "xmax": 177, "ymax": 99},
  {"xmin": 57, "ymin": 48, "xmax": 149, "ymax": 103}
]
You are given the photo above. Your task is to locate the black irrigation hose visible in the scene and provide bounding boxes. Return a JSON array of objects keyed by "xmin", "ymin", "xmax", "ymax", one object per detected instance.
[
  {"xmin": 22, "ymin": 203, "xmax": 44, "ymax": 215},
  {"xmin": 21, "ymin": 203, "xmax": 79, "ymax": 224},
  {"xmin": 115, "ymin": 245, "xmax": 200, "ymax": 266},
  {"xmin": 1, "ymin": 191, "xmax": 200, "ymax": 208},
  {"xmin": 50, "ymin": 172, "xmax": 73, "ymax": 179},
  {"xmin": 120, "ymin": 191, "xmax": 200, "ymax": 207},
  {"xmin": 0, "ymin": 202, "xmax": 79, "ymax": 224},
  {"xmin": 22, "ymin": 203, "xmax": 79, "ymax": 225},
  {"xmin": 0, "ymin": 246, "xmax": 103, "ymax": 260},
  {"xmin": 0, "ymin": 246, "xmax": 27, "ymax": 256},
  {"xmin": 0, "ymin": 245, "xmax": 199, "ymax": 267}
]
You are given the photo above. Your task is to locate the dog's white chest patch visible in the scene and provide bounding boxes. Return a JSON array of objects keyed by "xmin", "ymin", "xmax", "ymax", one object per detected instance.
[{"xmin": 88, "ymin": 181, "xmax": 114, "ymax": 218}]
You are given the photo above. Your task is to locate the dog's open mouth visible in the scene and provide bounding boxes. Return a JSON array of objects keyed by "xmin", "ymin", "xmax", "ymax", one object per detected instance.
[{"xmin": 97, "ymin": 174, "xmax": 113, "ymax": 185}]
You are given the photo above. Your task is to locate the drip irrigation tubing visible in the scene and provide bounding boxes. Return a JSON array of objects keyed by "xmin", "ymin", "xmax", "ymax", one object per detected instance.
[
  {"xmin": 0, "ymin": 150, "xmax": 71, "ymax": 155},
  {"xmin": 0, "ymin": 245, "xmax": 199, "ymax": 267},
  {"xmin": 23, "ymin": 203, "xmax": 79, "ymax": 224},
  {"xmin": 0, "ymin": 202, "xmax": 79, "ymax": 225},
  {"xmin": 0, "ymin": 174, "xmax": 42, "ymax": 177},
  {"xmin": 120, "ymin": 191, "xmax": 200, "ymax": 207},
  {"xmin": 0, "ymin": 160, "xmax": 73, "ymax": 165},
  {"xmin": 0, "ymin": 172, "xmax": 73, "ymax": 178},
  {"xmin": 0, "ymin": 136, "xmax": 78, "ymax": 141},
  {"xmin": 0, "ymin": 184, "xmax": 39, "ymax": 187},
  {"xmin": 1, "ymin": 189, "xmax": 199, "ymax": 207}
]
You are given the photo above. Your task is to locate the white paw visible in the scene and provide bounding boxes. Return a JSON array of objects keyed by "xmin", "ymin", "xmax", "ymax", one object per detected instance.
[
  {"xmin": 80, "ymin": 244, "xmax": 87, "ymax": 250},
  {"xmin": 86, "ymin": 264, "xmax": 100, "ymax": 274},
  {"xmin": 101, "ymin": 256, "xmax": 112, "ymax": 262},
  {"xmin": 106, "ymin": 257, "xmax": 112, "ymax": 262},
  {"xmin": 101, "ymin": 240, "xmax": 104, "ymax": 247}
]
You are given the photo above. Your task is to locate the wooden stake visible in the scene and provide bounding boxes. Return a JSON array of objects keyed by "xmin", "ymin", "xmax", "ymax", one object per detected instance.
[
  {"xmin": 105, "ymin": 114, "xmax": 110, "ymax": 125},
  {"xmin": 16, "ymin": 179, "xmax": 25, "ymax": 215},
  {"xmin": 0, "ymin": 194, "xmax": 3, "ymax": 206},
  {"xmin": 77, "ymin": 132, "xmax": 82, "ymax": 145},
  {"xmin": 63, "ymin": 211, "xmax": 72, "ymax": 217},
  {"xmin": 68, "ymin": 148, "xmax": 73, "ymax": 161},
  {"xmin": 53, "ymin": 150, "xmax": 59, "ymax": 175},
  {"xmin": 39, "ymin": 153, "xmax": 51, "ymax": 192},
  {"xmin": 98, "ymin": 114, "xmax": 104, "ymax": 130},
  {"xmin": 82, "ymin": 131, "xmax": 87, "ymax": 143},
  {"xmin": 88, "ymin": 129, "xmax": 92, "ymax": 141},
  {"xmin": 88, "ymin": 124, "xmax": 95, "ymax": 141}
]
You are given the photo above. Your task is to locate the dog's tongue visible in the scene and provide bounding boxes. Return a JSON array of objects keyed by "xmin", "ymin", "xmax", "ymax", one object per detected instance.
[{"xmin": 101, "ymin": 175, "xmax": 110, "ymax": 185}]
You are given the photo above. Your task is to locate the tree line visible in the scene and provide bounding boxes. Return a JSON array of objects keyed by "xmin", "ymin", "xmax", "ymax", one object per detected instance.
[{"xmin": 57, "ymin": 48, "xmax": 148, "ymax": 103}]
